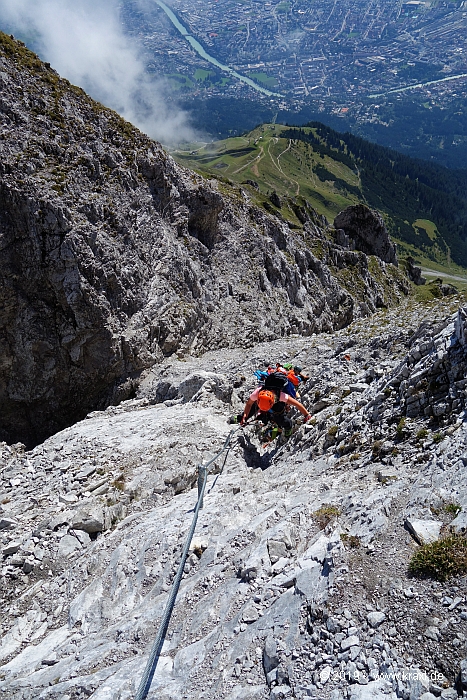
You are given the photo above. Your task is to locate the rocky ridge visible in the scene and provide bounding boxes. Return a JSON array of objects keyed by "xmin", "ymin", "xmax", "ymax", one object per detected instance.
[
  {"xmin": 1, "ymin": 293, "xmax": 467, "ymax": 700},
  {"xmin": 0, "ymin": 33, "xmax": 409, "ymax": 447}
]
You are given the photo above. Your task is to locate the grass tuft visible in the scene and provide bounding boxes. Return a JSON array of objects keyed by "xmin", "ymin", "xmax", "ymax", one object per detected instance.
[
  {"xmin": 112, "ymin": 474, "xmax": 125, "ymax": 491},
  {"xmin": 416, "ymin": 428, "xmax": 428, "ymax": 441},
  {"xmin": 444, "ymin": 502, "xmax": 461, "ymax": 516},
  {"xmin": 409, "ymin": 534, "xmax": 467, "ymax": 582},
  {"xmin": 313, "ymin": 504, "xmax": 341, "ymax": 530},
  {"xmin": 396, "ymin": 417, "xmax": 406, "ymax": 437},
  {"xmin": 340, "ymin": 533, "xmax": 361, "ymax": 548}
]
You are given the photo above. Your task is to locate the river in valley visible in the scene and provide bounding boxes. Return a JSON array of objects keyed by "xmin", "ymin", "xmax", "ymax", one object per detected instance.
[{"xmin": 154, "ymin": 0, "xmax": 282, "ymax": 98}]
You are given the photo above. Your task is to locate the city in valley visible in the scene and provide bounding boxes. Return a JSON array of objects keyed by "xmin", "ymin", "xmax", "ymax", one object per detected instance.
[
  {"xmin": 125, "ymin": 0, "xmax": 466, "ymax": 103},
  {"xmin": 123, "ymin": 0, "xmax": 467, "ymax": 161}
]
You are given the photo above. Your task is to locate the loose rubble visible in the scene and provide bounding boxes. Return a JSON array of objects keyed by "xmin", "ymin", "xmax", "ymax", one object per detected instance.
[{"xmin": 1, "ymin": 295, "xmax": 467, "ymax": 699}]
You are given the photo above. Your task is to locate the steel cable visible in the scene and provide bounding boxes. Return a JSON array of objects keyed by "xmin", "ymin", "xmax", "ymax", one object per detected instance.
[{"xmin": 135, "ymin": 428, "xmax": 238, "ymax": 700}]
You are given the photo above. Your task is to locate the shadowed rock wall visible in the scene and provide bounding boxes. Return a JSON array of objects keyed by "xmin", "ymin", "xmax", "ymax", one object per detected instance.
[
  {"xmin": 334, "ymin": 205, "xmax": 398, "ymax": 266},
  {"xmin": 0, "ymin": 34, "xmax": 408, "ymax": 446}
]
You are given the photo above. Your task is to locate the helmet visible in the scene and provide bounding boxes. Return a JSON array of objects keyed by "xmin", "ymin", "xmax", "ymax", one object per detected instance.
[
  {"xmin": 258, "ymin": 389, "xmax": 276, "ymax": 411},
  {"xmin": 293, "ymin": 366, "xmax": 302, "ymax": 374}
]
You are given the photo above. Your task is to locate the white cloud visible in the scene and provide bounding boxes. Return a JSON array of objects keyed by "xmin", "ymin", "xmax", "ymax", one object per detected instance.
[{"xmin": 0, "ymin": 0, "xmax": 196, "ymax": 144}]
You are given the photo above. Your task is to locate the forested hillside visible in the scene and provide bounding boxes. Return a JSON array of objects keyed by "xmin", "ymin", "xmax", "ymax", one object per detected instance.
[
  {"xmin": 287, "ymin": 123, "xmax": 467, "ymax": 266},
  {"xmin": 177, "ymin": 121, "xmax": 467, "ymax": 268}
]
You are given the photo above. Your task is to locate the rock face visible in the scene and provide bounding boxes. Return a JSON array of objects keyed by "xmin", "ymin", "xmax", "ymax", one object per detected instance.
[
  {"xmin": 367, "ymin": 307, "xmax": 467, "ymax": 422},
  {"xmin": 0, "ymin": 34, "xmax": 409, "ymax": 447},
  {"xmin": 1, "ymin": 295, "xmax": 466, "ymax": 700},
  {"xmin": 406, "ymin": 256, "xmax": 426, "ymax": 286},
  {"xmin": 334, "ymin": 205, "xmax": 398, "ymax": 266}
]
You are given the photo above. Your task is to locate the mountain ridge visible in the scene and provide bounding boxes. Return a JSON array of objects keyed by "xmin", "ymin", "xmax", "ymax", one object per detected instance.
[
  {"xmin": 0, "ymin": 32, "xmax": 408, "ymax": 447},
  {"xmin": 1, "ymin": 31, "xmax": 467, "ymax": 700},
  {"xmin": 175, "ymin": 122, "xmax": 467, "ymax": 270}
]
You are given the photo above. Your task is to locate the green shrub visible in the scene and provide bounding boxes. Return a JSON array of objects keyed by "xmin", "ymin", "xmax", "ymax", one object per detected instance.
[
  {"xmin": 416, "ymin": 428, "xmax": 428, "ymax": 441},
  {"xmin": 314, "ymin": 504, "xmax": 341, "ymax": 530},
  {"xmin": 409, "ymin": 534, "xmax": 467, "ymax": 582},
  {"xmin": 327, "ymin": 425, "xmax": 338, "ymax": 438},
  {"xmin": 444, "ymin": 503, "xmax": 461, "ymax": 517},
  {"xmin": 340, "ymin": 533, "xmax": 361, "ymax": 548},
  {"xmin": 396, "ymin": 417, "xmax": 406, "ymax": 436},
  {"xmin": 433, "ymin": 432, "xmax": 444, "ymax": 444}
]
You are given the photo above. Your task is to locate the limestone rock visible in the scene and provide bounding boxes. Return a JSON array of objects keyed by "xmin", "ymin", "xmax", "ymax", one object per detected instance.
[
  {"xmin": 405, "ymin": 518, "xmax": 443, "ymax": 545},
  {"xmin": 460, "ymin": 658, "xmax": 467, "ymax": 689},
  {"xmin": 450, "ymin": 510, "xmax": 467, "ymax": 534},
  {"xmin": 0, "ymin": 517, "xmax": 17, "ymax": 530},
  {"xmin": 334, "ymin": 205, "xmax": 398, "ymax": 265},
  {"xmin": 377, "ymin": 469, "xmax": 398, "ymax": 485},
  {"xmin": 263, "ymin": 636, "xmax": 279, "ymax": 675},
  {"xmin": 71, "ymin": 506, "xmax": 105, "ymax": 533},
  {"xmin": 242, "ymin": 605, "xmax": 259, "ymax": 624},
  {"xmin": 302, "ymin": 534, "xmax": 330, "ymax": 564},
  {"xmin": 57, "ymin": 535, "xmax": 81, "ymax": 558},
  {"xmin": 341, "ymin": 635, "xmax": 360, "ymax": 651},
  {"xmin": 424, "ymin": 626, "xmax": 440, "ymax": 641},
  {"xmin": 406, "ymin": 256, "xmax": 426, "ymax": 286},
  {"xmin": 2, "ymin": 541, "xmax": 21, "ymax": 557},
  {"xmin": 367, "ymin": 611, "xmax": 386, "ymax": 628},
  {"xmin": 268, "ymin": 539, "xmax": 288, "ymax": 564}
]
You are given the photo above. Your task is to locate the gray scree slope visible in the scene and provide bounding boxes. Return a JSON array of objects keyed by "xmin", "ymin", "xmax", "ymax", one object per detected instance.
[
  {"xmin": 1, "ymin": 33, "xmax": 466, "ymax": 700},
  {"xmin": 1, "ymin": 294, "xmax": 467, "ymax": 700}
]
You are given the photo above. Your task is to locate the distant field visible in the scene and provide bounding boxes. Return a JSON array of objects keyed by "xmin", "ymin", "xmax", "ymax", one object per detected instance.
[
  {"xmin": 246, "ymin": 72, "xmax": 278, "ymax": 88},
  {"xmin": 166, "ymin": 73, "xmax": 194, "ymax": 89},
  {"xmin": 413, "ymin": 218, "xmax": 438, "ymax": 241},
  {"xmin": 174, "ymin": 124, "xmax": 362, "ymax": 223},
  {"xmin": 194, "ymin": 69, "xmax": 213, "ymax": 82}
]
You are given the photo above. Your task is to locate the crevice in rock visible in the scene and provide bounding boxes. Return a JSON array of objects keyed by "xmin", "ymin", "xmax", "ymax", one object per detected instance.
[{"xmin": 239, "ymin": 434, "xmax": 275, "ymax": 471}]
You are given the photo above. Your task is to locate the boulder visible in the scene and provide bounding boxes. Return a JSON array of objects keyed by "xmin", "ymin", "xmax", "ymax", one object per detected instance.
[
  {"xmin": 367, "ymin": 611, "xmax": 386, "ymax": 628},
  {"xmin": 71, "ymin": 506, "xmax": 105, "ymax": 534},
  {"xmin": 2, "ymin": 540, "xmax": 21, "ymax": 557},
  {"xmin": 0, "ymin": 517, "xmax": 17, "ymax": 530},
  {"xmin": 460, "ymin": 658, "xmax": 467, "ymax": 689},
  {"xmin": 341, "ymin": 635, "xmax": 360, "ymax": 651},
  {"xmin": 334, "ymin": 205, "xmax": 398, "ymax": 265},
  {"xmin": 57, "ymin": 534, "xmax": 81, "ymax": 557},
  {"xmin": 450, "ymin": 510, "xmax": 467, "ymax": 534},
  {"xmin": 263, "ymin": 635, "xmax": 279, "ymax": 676},
  {"xmin": 406, "ymin": 256, "xmax": 426, "ymax": 286},
  {"xmin": 404, "ymin": 518, "xmax": 443, "ymax": 545}
]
